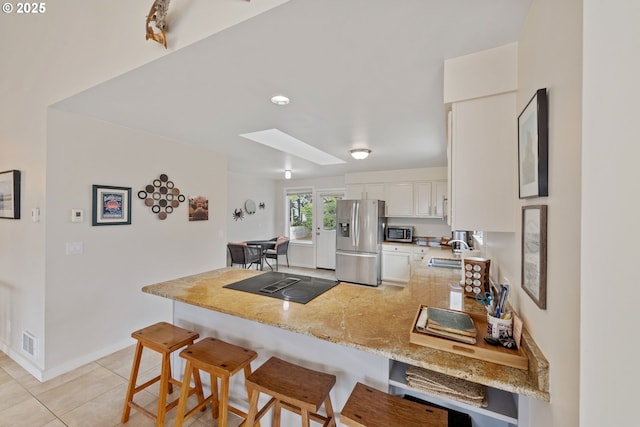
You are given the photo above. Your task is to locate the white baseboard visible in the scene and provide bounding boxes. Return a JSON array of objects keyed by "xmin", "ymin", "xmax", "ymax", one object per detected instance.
[{"xmin": 1, "ymin": 338, "xmax": 135, "ymax": 382}]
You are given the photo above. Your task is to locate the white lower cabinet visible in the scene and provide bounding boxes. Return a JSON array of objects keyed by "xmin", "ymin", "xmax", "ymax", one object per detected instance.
[
  {"xmin": 382, "ymin": 244, "xmax": 412, "ymax": 283},
  {"xmin": 411, "ymin": 246, "xmax": 429, "ymax": 262}
]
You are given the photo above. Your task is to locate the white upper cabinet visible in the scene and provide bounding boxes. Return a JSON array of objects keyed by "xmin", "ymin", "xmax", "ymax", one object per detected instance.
[
  {"xmin": 384, "ymin": 182, "xmax": 414, "ymax": 217},
  {"xmin": 444, "ymin": 43, "xmax": 517, "ymax": 232},
  {"xmin": 415, "ymin": 181, "xmax": 447, "ymax": 218},
  {"xmin": 344, "ymin": 168, "xmax": 448, "ymax": 218},
  {"xmin": 449, "ymin": 93, "xmax": 517, "ymax": 232},
  {"xmin": 345, "ymin": 183, "xmax": 385, "ymax": 200}
]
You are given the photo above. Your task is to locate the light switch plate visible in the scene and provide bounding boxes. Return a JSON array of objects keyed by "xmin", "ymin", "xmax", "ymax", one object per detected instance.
[
  {"xmin": 65, "ymin": 242, "xmax": 83, "ymax": 255},
  {"xmin": 71, "ymin": 209, "xmax": 83, "ymax": 223},
  {"xmin": 31, "ymin": 208, "xmax": 40, "ymax": 223}
]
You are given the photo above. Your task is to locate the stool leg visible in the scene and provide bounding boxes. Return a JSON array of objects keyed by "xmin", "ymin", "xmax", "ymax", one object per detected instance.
[
  {"xmin": 273, "ymin": 401, "xmax": 282, "ymax": 427},
  {"xmin": 324, "ymin": 396, "xmax": 336, "ymax": 427},
  {"xmin": 174, "ymin": 361, "xmax": 193, "ymax": 427},
  {"xmin": 121, "ymin": 342, "xmax": 143, "ymax": 423},
  {"xmin": 219, "ymin": 376, "xmax": 230, "ymax": 427},
  {"xmin": 245, "ymin": 388, "xmax": 260, "ymax": 427},
  {"xmin": 157, "ymin": 351, "xmax": 172, "ymax": 426},
  {"xmin": 301, "ymin": 409, "xmax": 310, "ymax": 427},
  {"xmin": 192, "ymin": 368, "xmax": 206, "ymax": 411},
  {"xmin": 210, "ymin": 373, "xmax": 219, "ymax": 419}
]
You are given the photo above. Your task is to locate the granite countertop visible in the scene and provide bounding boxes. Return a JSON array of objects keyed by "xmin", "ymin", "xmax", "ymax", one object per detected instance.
[{"xmin": 142, "ymin": 249, "xmax": 549, "ymax": 401}]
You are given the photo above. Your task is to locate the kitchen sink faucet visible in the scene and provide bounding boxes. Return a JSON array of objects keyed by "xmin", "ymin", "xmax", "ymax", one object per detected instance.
[{"xmin": 449, "ymin": 239, "xmax": 470, "ymax": 256}]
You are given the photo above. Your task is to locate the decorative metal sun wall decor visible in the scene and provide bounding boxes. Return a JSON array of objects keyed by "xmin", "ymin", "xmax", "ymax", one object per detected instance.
[{"xmin": 138, "ymin": 173, "xmax": 185, "ymax": 220}]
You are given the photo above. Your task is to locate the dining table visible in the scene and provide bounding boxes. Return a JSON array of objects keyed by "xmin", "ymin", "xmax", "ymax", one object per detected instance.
[{"xmin": 245, "ymin": 239, "xmax": 276, "ymax": 270}]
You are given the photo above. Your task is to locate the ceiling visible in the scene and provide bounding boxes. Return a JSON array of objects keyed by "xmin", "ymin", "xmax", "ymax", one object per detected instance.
[{"xmin": 53, "ymin": 0, "xmax": 531, "ymax": 180}]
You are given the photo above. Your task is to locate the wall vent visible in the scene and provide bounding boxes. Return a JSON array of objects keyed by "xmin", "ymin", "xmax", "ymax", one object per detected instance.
[{"xmin": 21, "ymin": 331, "xmax": 36, "ymax": 358}]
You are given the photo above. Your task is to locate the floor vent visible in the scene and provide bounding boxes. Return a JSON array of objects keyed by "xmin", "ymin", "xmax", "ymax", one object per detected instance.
[{"xmin": 22, "ymin": 331, "xmax": 36, "ymax": 358}]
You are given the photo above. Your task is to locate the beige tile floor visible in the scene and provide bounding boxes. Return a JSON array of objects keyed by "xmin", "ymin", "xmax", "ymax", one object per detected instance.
[
  {"xmin": 0, "ymin": 266, "xmax": 336, "ymax": 427},
  {"xmin": 0, "ymin": 344, "xmax": 248, "ymax": 427}
]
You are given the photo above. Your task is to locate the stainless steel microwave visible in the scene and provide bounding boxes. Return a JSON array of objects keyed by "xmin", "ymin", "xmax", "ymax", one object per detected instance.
[{"xmin": 385, "ymin": 226, "xmax": 413, "ymax": 243}]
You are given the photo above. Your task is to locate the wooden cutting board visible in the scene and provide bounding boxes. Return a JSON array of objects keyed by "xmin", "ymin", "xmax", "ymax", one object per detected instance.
[{"xmin": 409, "ymin": 305, "xmax": 528, "ymax": 370}]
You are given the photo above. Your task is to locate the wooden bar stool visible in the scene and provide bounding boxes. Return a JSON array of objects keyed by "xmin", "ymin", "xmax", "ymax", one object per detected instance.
[
  {"xmin": 121, "ymin": 322, "xmax": 202, "ymax": 426},
  {"xmin": 244, "ymin": 356, "xmax": 336, "ymax": 427},
  {"xmin": 174, "ymin": 337, "xmax": 258, "ymax": 427},
  {"xmin": 340, "ymin": 382, "xmax": 448, "ymax": 427}
]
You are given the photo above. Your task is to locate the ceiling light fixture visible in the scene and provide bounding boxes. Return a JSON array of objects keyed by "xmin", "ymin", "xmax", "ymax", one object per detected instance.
[
  {"xmin": 284, "ymin": 170, "xmax": 292, "ymax": 179},
  {"xmin": 270, "ymin": 95, "xmax": 290, "ymax": 106},
  {"xmin": 350, "ymin": 148, "xmax": 372, "ymax": 160}
]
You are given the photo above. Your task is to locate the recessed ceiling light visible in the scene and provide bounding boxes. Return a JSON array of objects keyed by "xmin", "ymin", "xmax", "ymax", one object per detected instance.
[
  {"xmin": 270, "ymin": 95, "xmax": 290, "ymax": 106},
  {"xmin": 284, "ymin": 170, "xmax": 292, "ymax": 179},
  {"xmin": 350, "ymin": 148, "xmax": 371, "ymax": 160}
]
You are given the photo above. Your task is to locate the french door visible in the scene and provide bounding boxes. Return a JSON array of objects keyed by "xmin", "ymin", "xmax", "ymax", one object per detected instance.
[{"xmin": 315, "ymin": 191, "xmax": 343, "ymax": 270}]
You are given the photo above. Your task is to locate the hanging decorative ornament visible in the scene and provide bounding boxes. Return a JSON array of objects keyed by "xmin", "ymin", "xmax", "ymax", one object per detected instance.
[
  {"xmin": 146, "ymin": 0, "xmax": 170, "ymax": 48},
  {"xmin": 138, "ymin": 173, "xmax": 185, "ymax": 220},
  {"xmin": 232, "ymin": 208, "xmax": 245, "ymax": 221}
]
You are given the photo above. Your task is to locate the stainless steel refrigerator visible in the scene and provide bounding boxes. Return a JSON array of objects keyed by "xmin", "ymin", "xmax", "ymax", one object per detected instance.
[{"xmin": 335, "ymin": 199, "xmax": 386, "ymax": 286}]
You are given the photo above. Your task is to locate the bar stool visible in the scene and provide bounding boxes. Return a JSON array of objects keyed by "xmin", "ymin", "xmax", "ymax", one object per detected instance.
[
  {"xmin": 174, "ymin": 337, "xmax": 258, "ymax": 427},
  {"xmin": 244, "ymin": 356, "xmax": 336, "ymax": 427},
  {"xmin": 121, "ymin": 322, "xmax": 201, "ymax": 426},
  {"xmin": 340, "ymin": 382, "xmax": 448, "ymax": 427}
]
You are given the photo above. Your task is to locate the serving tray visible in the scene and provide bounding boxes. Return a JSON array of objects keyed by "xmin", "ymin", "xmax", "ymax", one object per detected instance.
[{"xmin": 409, "ymin": 305, "xmax": 528, "ymax": 370}]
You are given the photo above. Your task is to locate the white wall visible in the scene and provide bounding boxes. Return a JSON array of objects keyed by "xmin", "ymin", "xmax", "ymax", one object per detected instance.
[
  {"xmin": 581, "ymin": 2, "xmax": 639, "ymax": 425},
  {"xmin": 0, "ymin": 0, "xmax": 289, "ymax": 378},
  {"xmin": 43, "ymin": 110, "xmax": 228, "ymax": 378},
  {"xmin": 227, "ymin": 172, "xmax": 277, "ymax": 243},
  {"xmin": 485, "ymin": 0, "xmax": 583, "ymax": 425}
]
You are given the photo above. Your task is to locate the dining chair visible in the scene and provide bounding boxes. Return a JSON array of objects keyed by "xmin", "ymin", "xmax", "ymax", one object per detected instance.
[
  {"xmin": 227, "ymin": 243, "xmax": 263, "ymax": 270},
  {"xmin": 264, "ymin": 237, "xmax": 290, "ymax": 271}
]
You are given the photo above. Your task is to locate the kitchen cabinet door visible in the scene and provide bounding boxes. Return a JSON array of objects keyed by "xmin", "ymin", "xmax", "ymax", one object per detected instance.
[
  {"xmin": 415, "ymin": 181, "xmax": 447, "ymax": 218},
  {"xmin": 364, "ymin": 183, "xmax": 385, "ymax": 200},
  {"xmin": 433, "ymin": 181, "xmax": 447, "ymax": 218},
  {"xmin": 384, "ymin": 182, "xmax": 413, "ymax": 217},
  {"xmin": 382, "ymin": 248, "xmax": 411, "ymax": 283},
  {"xmin": 450, "ymin": 93, "xmax": 516, "ymax": 232},
  {"xmin": 345, "ymin": 183, "xmax": 384, "ymax": 200},
  {"xmin": 414, "ymin": 182, "xmax": 433, "ymax": 217}
]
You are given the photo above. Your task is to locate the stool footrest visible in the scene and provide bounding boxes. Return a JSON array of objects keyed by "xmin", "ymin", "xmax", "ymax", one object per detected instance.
[
  {"xmin": 133, "ymin": 374, "xmax": 161, "ymax": 394},
  {"xmin": 280, "ymin": 401, "xmax": 332, "ymax": 426},
  {"xmin": 127, "ymin": 401, "xmax": 156, "ymax": 423}
]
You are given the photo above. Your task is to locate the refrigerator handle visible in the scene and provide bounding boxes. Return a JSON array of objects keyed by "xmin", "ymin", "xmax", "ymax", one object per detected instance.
[{"xmin": 352, "ymin": 201, "xmax": 359, "ymax": 247}]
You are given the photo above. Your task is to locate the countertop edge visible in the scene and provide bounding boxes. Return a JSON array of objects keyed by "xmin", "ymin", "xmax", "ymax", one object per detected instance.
[{"xmin": 141, "ymin": 265, "xmax": 550, "ymax": 402}]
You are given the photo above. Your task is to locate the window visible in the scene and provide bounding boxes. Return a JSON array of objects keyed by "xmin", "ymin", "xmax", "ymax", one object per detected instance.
[
  {"xmin": 287, "ymin": 190, "xmax": 313, "ymax": 243},
  {"xmin": 321, "ymin": 196, "xmax": 338, "ymax": 231}
]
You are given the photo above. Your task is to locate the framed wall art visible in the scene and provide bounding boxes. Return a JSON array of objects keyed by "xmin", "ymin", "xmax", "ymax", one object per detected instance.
[
  {"xmin": 92, "ymin": 185, "xmax": 132, "ymax": 226},
  {"xmin": 0, "ymin": 170, "xmax": 20, "ymax": 219},
  {"xmin": 518, "ymin": 88, "xmax": 549, "ymax": 198},
  {"xmin": 521, "ymin": 205, "xmax": 548, "ymax": 309}
]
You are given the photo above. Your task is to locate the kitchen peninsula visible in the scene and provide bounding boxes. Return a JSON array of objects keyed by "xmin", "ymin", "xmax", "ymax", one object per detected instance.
[{"xmin": 143, "ymin": 252, "xmax": 549, "ymax": 426}]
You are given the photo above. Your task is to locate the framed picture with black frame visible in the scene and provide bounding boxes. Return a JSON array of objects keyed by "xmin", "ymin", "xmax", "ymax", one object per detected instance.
[
  {"xmin": 0, "ymin": 170, "xmax": 21, "ymax": 219},
  {"xmin": 522, "ymin": 205, "xmax": 547, "ymax": 309},
  {"xmin": 92, "ymin": 185, "xmax": 132, "ymax": 226},
  {"xmin": 518, "ymin": 88, "xmax": 549, "ymax": 198}
]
